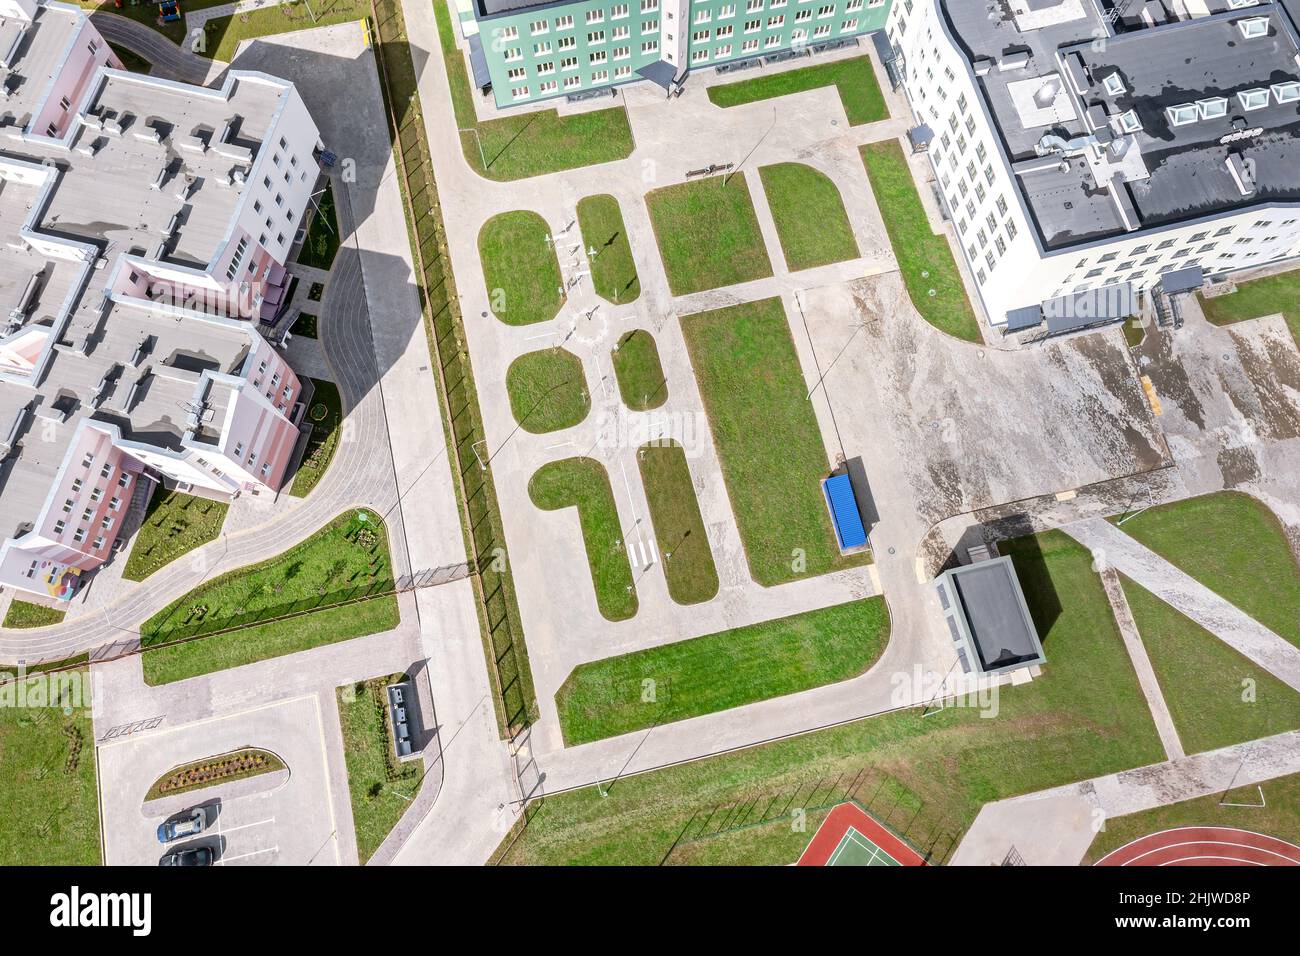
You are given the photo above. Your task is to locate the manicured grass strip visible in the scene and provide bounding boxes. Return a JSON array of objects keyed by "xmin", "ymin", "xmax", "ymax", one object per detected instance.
[
  {"xmin": 198, "ymin": 0, "xmax": 369, "ymax": 61},
  {"xmin": 496, "ymin": 531, "xmax": 1163, "ymax": 865},
  {"xmin": 145, "ymin": 748, "xmax": 285, "ymax": 801},
  {"xmin": 338, "ymin": 673, "xmax": 421, "ymax": 863},
  {"xmin": 0, "ymin": 670, "xmax": 99, "ymax": 865},
  {"xmin": 612, "ymin": 330, "xmax": 668, "ymax": 411},
  {"xmin": 759, "ymin": 162, "xmax": 859, "ymax": 271},
  {"xmin": 296, "ymin": 183, "xmax": 340, "ymax": 270},
  {"xmin": 433, "ymin": 0, "xmax": 633, "ymax": 181},
  {"xmin": 637, "ymin": 442, "xmax": 718, "ymax": 607},
  {"xmin": 646, "ymin": 174, "xmax": 773, "ymax": 296},
  {"xmin": 1199, "ymin": 268, "xmax": 1300, "ymax": 341},
  {"xmin": 529, "ymin": 458, "xmax": 637, "ymax": 622},
  {"xmin": 681, "ymin": 297, "xmax": 867, "ymax": 585},
  {"xmin": 505, "ymin": 348, "xmax": 590, "ymax": 433},
  {"xmin": 1112, "ymin": 491, "xmax": 1300, "ymax": 650},
  {"xmin": 578, "ymin": 194, "xmax": 640, "ymax": 304},
  {"xmin": 140, "ymin": 510, "xmax": 398, "ymax": 684},
  {"xmin": 1120, "ymin": 576, "xmax": 1300, "ymax": 755},
  {"xmin": 122, "ymin": 489, "xmax": 228, "ymax": 581},
  {"xmin": 707, "ymin": 56, "xmax": 888, "ymax": 126},
  {"xmin": 290, "ymin": 378, "xmax": 344, "ymax": 497},
  {"xmin": 861, "ymin": 140, "xmax": 982, "ymax": 343},
  {"xmin": 557, "ymin": 598, "xmax": 886, "ymax": 744},
  {"xmin": 1085, "ymin": 772, "xmax": 1300, "ymax": 863},
  {"xmin": 479, "ymin": 210, "xmax": 564, "ymax": 326},
  {"xmin": 2, "ymin": 600, "xmax": 66, "ymax": 629}
]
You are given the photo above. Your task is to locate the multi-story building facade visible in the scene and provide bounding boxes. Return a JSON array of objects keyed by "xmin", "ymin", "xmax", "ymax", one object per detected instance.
[
  {"xmin": 0, "ymin": 1, "xmax": 324, "ymax": 602},
  {"xmin": 456, "ymin": 0, "xmax": 891, "ymax": 107},
  {"xmin": 885, "ymin": 0, "xmax": 1300, "ymax": 332}
]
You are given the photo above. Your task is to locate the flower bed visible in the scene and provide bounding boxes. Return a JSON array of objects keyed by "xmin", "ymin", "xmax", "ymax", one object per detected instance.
[{"xmin": 145, "ymin": 748, "xmax": 286, "ymax": 801}]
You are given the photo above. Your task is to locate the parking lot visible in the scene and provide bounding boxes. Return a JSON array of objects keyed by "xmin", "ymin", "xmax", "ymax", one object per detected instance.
[{"xmin": 98, "ymin": 695, "xmax": 342, "ymax": 866}]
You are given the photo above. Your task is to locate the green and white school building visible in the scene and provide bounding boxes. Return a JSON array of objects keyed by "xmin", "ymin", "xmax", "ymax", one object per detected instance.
[{"xmin": 452, "ymin": 0, "xmax": 892, "ymax": 108}]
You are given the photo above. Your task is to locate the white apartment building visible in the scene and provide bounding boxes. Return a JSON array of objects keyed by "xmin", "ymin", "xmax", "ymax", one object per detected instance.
[{"xmin": 885, "ymin": 0, "xmax": 1300, "ymax": 334}]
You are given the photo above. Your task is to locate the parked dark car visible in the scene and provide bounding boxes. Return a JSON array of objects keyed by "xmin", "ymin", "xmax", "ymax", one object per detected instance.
[{"xmin": 159, "ymin": 845, "xmax": 214, "ymax": 867}]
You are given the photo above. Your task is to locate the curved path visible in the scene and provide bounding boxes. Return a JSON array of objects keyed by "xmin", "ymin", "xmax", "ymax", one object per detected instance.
[
  {"xmin": 1097, "ymin": 827, "xmax": 1300, "ymax": 866},
  {"xmin": 89, "ymin": 11, "xmax": 227, "ymax": 85}
]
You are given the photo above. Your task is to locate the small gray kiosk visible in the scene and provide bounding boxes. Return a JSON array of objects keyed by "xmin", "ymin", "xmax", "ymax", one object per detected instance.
[{"xmin": 935, "ymin": 556, "xmax": 1046, "ymax": 677}]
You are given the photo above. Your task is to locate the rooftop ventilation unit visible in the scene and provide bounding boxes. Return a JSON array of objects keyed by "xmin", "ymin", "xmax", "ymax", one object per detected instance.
[
  {"xmin": 1116, "ymin": 109, "xmax": 1142, "ymax": 133},
  {"xmin": 1272, "ymin": 80, "xmax": 1300, "ymax": 104},
  {"xmin": 1101, "ymin": 72, "xmax": 1125, "ymax": 97},
  {"xmin": 1166, "ymin": 103, "xmax": 1198, "ymax": 126},
  {"xmin": 1197, "ymin": 97, "xmax": 1229, "ymax": 120},
  {"xmin": 1238, "ymin": 17, "xmax": 1270, "ymax": 39},
  {"xmin": 1237, "ymin": 88, "xmax": 1270, "ymax": 111}
]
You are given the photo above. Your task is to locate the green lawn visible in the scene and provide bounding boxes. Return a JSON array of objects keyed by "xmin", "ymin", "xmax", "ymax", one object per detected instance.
[
  {"xmin": 1120, "ymin": 576, "xmax": 1300, "ymax": 755},
  {"xmin": 645, "ymin": 174, "xmax": 774, "ymax": 295},
  {"xmin": 1112, "ymin": 491, "xmax": 1300, "ymax": 649},
  {"xmin": 529, "ymin": 458, "xmax": 637, "ymax": 622},
  {"xmin": 1086, "ymin": 773, "xmax": 1300, "ymax": 863},
  {"xmin": 122, "ymin": 489, "xmax": 228, "ymax": 581},
  {"xmin": 198, "ymin": 0, "xmax": 369, "ymax": 61},
  {"xmin": 2, "ymin": 601, "xmax": 66, "ymax": 629},
  {"xmin": 289, "ymin": 378, "xmax": 343, "ymax": 497},
  {"xmin": 1199, "ymin": 268, "xmax": 1300, "ymax": 342},
  {"xmin": 290, "ymin": 312, "xmax": 318, "ymax": 339},
  {"xmin": 296, "ymin": 183, "xmax": 341, "ymax": 271},
  {"xmin": 612, "ymin": 330, "xmax": 668, "ymax": 411},
  {"xmin": 557, "ymin": 598, "xmax": 887, "ymax": 745},
  {"xmin": 80, "ymin": 0, "xmax": 230, "ymax": 44},
  {"xmin": 0, "ymin": 671, "xmax": 99, "ymax": 865},
  {"xmin": 577, "ymin": 195, "xmax": 640, "ymax": 304},
  {"xmin": 139, "ymin": 510, "xmax": 399, "ymax": 684},
  {"xmin": 433, "ymin": 0, "xmax": 634, "ymax": 180},
  {"xmin": 706, "ymin": 56, "xmax": 888, "ymax": 126},
  {"xmin": 680, "ymin": 297, "xmax": 868, "ymax": 585},
  {"xmin": 338, "ymin": 674, "xmax": 422, "ymax": 863},
  {"xmin": 496, "ymin": 531, "xmax": 1163, "ymax": 864},
  {"xmin": 505, "ymin": 348, "xmax": 590, "ymax": 434},
  {"xmin": 758, "ymin": 162, "xmax": 860, "ymax": 271},
  {"xmin": 108, "ymin": 41, "xmax": 152, "ymax": 74},
  {"xmin": 861, "ymin": 141, "xmax": 982, "ymax": 344},
  {"xmin": 479, "ymin": 210, "xmax": 565, "ymax": 326},
  {"xmin": 636, "ymin": 443, "xmax": 718, "ymax": 607}
]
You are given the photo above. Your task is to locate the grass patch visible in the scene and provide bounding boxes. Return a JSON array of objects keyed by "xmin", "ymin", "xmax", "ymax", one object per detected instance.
[
  {"xmin": 612, "ymin": 330, "xmax": 667, "ymax": 411},
  {"xmin": 1122, "ymin": 317, "xmax": 1146, "ymax": 349},
  {"xmin": 496, "ymin": 531, "xmax": 1163, "ymax": 864},
  {"xmin": 680, "ymin": 297, "xmax": 868, "ymax": 585},
  {"xmin": 645, "ymin": 174, "xmax": 774, "ymax": 296},
  {"xmin": 296, "ymin": 183, "xmax": 340, "ymax": 270},
  {"xmin": 505, "ymin": 348, "xmax": 590, "ymax": 433},
  {"xmin": 433, "ymin": 0, "xmax": 633, "ymax": 180},
  {"xmin": 529, "ymin": 458, "xmax": 637, "ymax": 622},
  {"xmin": 338, "ymin": 673, "xmax": 421, "ymax": 863},
  {"xmin": 145, "ymin": 748, "xmax": 285, "ymax": 801},
  {"xmin": 108, "ymin": 41, "xmax": 152, "ymax": 74},
  {"xmin": 1085, "ymin": 773, "xmax": 1300, "ymax": 863},
  {"xmin": 577, "ymin": 194, "xmax": 640, "ymax": 304},
  {"xmin": 707, "ymin": 56, "xmax": 888, "ymax": 126},
  {"xmin": 198, "ymin": 0, "xmax": 369, "ymax": 61},
  {"xmin": 1120, "ymin": 576, "xmax": 1300, "ymax": 755},
  {"xmin": 1199, "ymin": 268, "xmax": 1300, "ymax": 341},
  {"xmin": 636, "ymin": 442, "xmax": 718, "ymax": 606},
  {"xmin": 139, "ymin": 509, "xmax": 398, "ymax": 684},
  {"xmin": 0, "ymin": 670, "xmax": 99, "ymax": 865},
  {"xmin": 479, "ymin": 210, "xmax": 564, "ymax": 326},
  {"xmin": 861, "ymin": 140, "xmax": 982, "ymax": 343},
  {"xmin": 290, "ymin": 312, "xmax": 318, "ymax": 339},
  {"xmin": 289, "ymin": 378, "xmax": 343, "ymax": 497},
  {"xmin": 122, "ymin": 489, "xmax": 228, "ymax": 581},
  {"xmin": 556, "ymin": 598, "xmax": 887, "ymax": 745},
  {"xmin": 759, "ymin": 162, "xmax": 860, "ymax": 272},
  {"xmin": 2, "ymin": 600, "xmax": 66, "ymax": 629},
  {"xmin": 1112, "ymin": 491, "xmax": 1300, "ymax": 650}
]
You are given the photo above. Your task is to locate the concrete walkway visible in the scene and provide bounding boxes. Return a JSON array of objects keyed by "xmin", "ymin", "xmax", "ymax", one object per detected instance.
[
  {"xmin": 1064, "ymin": 517, "xmax": 1300, "ymax": 693},
  {"xmin": 1099, "ymin": 567, "xmax": 1185, "ymax": 761},
  {"xmin": 951, "ymin": 728, "xmax": 1300, "ymax": 866}
]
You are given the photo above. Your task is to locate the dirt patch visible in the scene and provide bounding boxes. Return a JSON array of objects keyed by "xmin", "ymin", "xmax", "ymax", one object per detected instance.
[{"xmin": 1216, "ymin": 444, "xmax": 1262, "ymax": 488}]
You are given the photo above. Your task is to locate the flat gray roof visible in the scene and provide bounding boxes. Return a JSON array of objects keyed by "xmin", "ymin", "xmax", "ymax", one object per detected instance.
[{"xmin": 937, "ymin": 556, "xmax": 1045, "ymax": 675}]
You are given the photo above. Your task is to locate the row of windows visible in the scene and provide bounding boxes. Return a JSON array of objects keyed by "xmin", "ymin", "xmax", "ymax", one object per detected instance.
[
  {"xmin": 689, "ymin": 13, "xmax": 858, "ymax": 40},
  {"xmin": 505, "ymin": 0, "xmax": 658, "ymax": 39},
  {"xmin": 511, "ymin": 65, "xmax": 637, "ymax": 99},
  {"xmin": 502, "ymin": 19, "xmax": 657, "ymax": 61}
]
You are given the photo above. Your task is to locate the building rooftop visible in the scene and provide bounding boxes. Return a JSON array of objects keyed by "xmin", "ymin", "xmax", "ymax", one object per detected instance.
[
  {"xmin": 941, "ymin": 0, "xmax": 1300, "ymax": 250},
  {"xmin": 936, "ymin": 555, "xmax": 1046, "ymax": 676},
  {"xmin": 0, "ymin": 5, "xmax": 80, "ymax": 123}
]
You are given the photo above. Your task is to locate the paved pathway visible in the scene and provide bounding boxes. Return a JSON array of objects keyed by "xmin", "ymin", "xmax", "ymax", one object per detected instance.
[
  {"xmin": 1099, "ymin": 567, "xmax": 1185, "ymax": 761},
  {"xmin": 1064, "ymin": 517, "xmax": 1300, "ymax": 692},
  {"xmin": 951, "ymin": 728, "xmax": 1300, "ymax": 866},
  {"xmin": 90, "ymin": 11, "xmax": 225, "ymax": 85}
]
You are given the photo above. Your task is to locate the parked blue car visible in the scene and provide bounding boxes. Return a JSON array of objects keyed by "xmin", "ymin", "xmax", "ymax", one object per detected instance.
[{"xmin": 156, "ymin": 807, "xmax": 209, "ymax": 844}]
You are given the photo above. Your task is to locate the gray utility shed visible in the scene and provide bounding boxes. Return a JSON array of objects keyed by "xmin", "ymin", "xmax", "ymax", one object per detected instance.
[{"xmin": 935, "ymin": 556, "xmax": 1046, "ymax": 677}]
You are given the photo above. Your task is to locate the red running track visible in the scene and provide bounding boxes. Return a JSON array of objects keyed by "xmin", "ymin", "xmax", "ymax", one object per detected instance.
[
  {"xmin": 1096, "ymin": 827, "xmax": 1300, "ymax": 866},
  {"xmin": 796, "ymin": 802, "xmax": 928, "ymax": 866}
]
